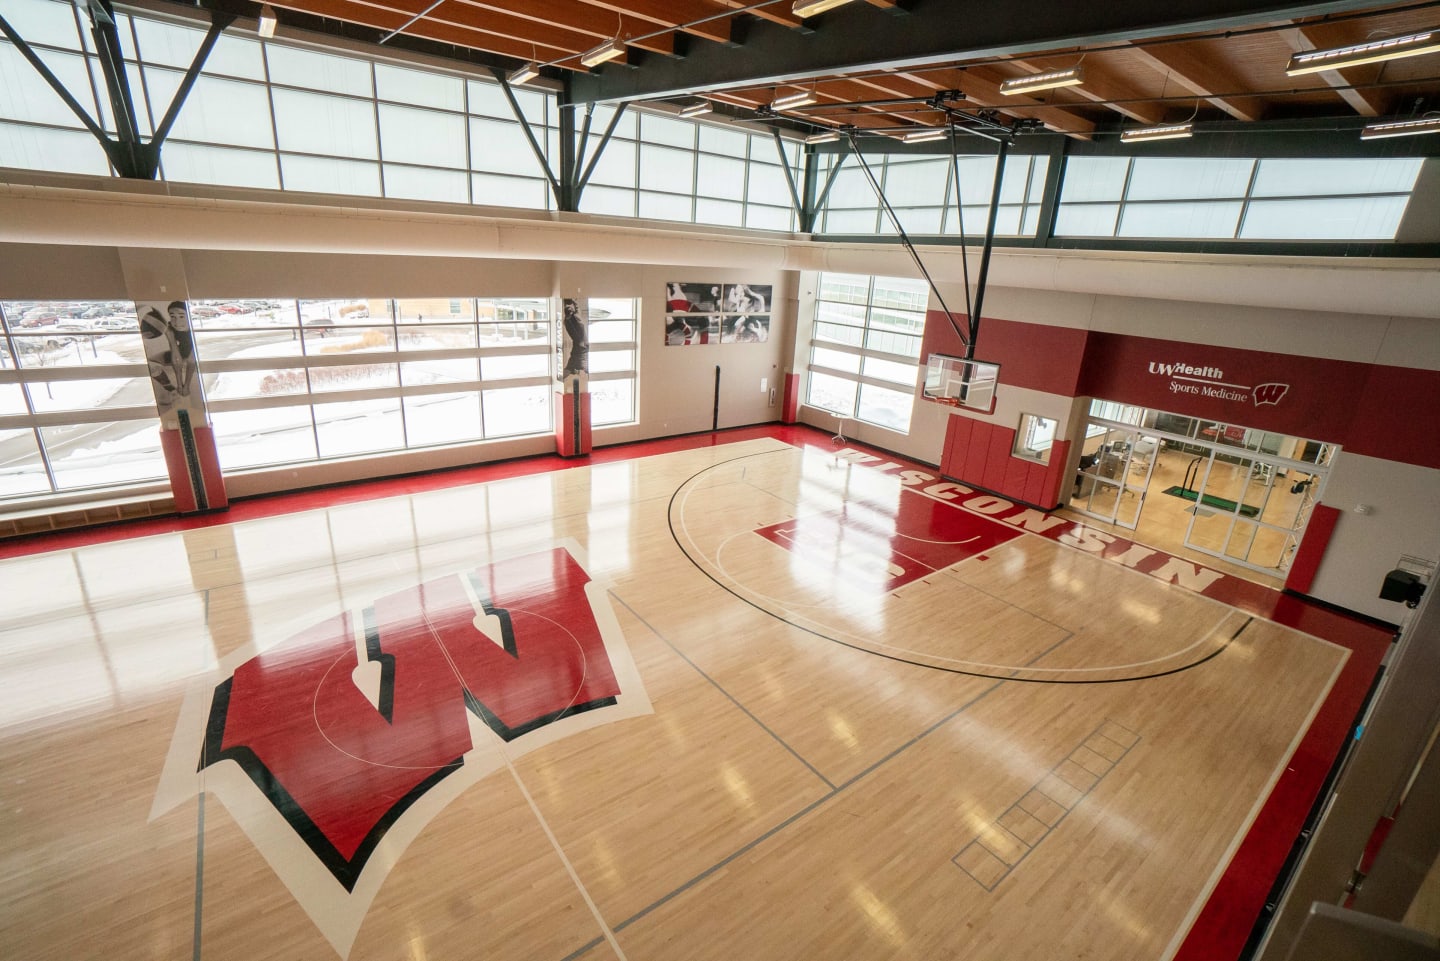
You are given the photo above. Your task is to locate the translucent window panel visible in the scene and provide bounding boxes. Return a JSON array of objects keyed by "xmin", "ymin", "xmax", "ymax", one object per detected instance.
[
  {"xmin": 383, "ymin": 164, "xmax": 468, "ymax": 204},
  {"xmin": 1059, "ymin": 156, "xmax": 1130, "ymax": 203},
  {"xmin": 1251, "ymin": 158, "xmax": 1423, "ymax": 197},
  {"xmin": 0, "ymin": 122, "xmax": 110, "ymax": 175},
  {"xmin": 1239, "ymin": 196, "xmax": 1412, "ymax": 240},
  {"xmin": 870, "ymin": 276, "xmax": 928, "ymax": 311},
  {"xmin": 396, "ymin": 324, "xmax": 477, "ymax": 350},
  {"xmin": 404, "ymin": 392, "xmax": 482, "ymax": 446},
  {"xmin": 472, "ymin": 173, "xmax": 549, "ymax": 210},
  {"xmin": 0, "ymin": 45, "xmax": 97, "ymax": 124},
  {"xmin": 589, "ymin": 379, "xmax": 635, "ymax": 427},
  {"xmin": 806, "ymin": 370, "xmax": 857, "ymax": 415},
  {"xmin": 698, "ymin": 124, "xmax": 746, "ymax": 156},
  {"xmin": 857, "ymin": 382, "xmax": 913, "ymax": 432},
  {"xmin": 508, "ymin": 87, "xmax": 550, "ymax": 128},
  {"xmin": 1119, "ymin": 200, "xmax": 1244, "ymax": 238},
  {"xmin": 587, "ymin": 349, "xmax": 634, "ymax": 374},
  {"xmin": 1, "ymin": 0, "xmax": 83, "ymax": 48},
  {"xmin": 587, "ymin": 138, "xmax": 637, "ymax": 188},
  {"xmin": 746, "ymin": 204, "xmax": 794, "ymax": 232},
  {"xmin": 0, "ymin": 427, "xmax": 48, "ymax": 497},
  {"xmin": 894, "ymin": 207, "xmax": 943, "ymax": 234},
  {"xmin": 579, "ymin": 184, "xmax": 635, "ymax": 217},
  {"xmin": 480, "ymin": 353, "xmax": 549, "ymax": 379},
  {"xmin": 696, "ymin": 153, "xmax": 745, "ymax": 198},
  {"xmin": 378, "ymin": 104, "xmax": 466, "ymax": 168},
  {"xmin": 817, "ymin": 274, "xmax": 870, "ymax": 306},
  {"xmin": 639, "ymin": 144, "xmax": 695, "ymax": 194},
  {"xmin": 745, "ymin": 163, "xmax": 792, "ymax": 207},
  {"xmin": 481, "ymin": 384, "xmax": 550, "ymax": 436},
  {"xmin": 466, "ymin": 79, "xmax": 512, "ymax": 119},
  {"xmin": 314, "ymin": 397, "xmax": 404, "ymax": 456},
  {"xmin": 584, "ymin": 103, "xmax": 635, "ymax": 139},
  {"xmin": 1025, "ymin": 156, "xmax": 1051, "ymax": 202},
  {"xmin": 266, "ymin": 46, "xmax": 372, "ymax": 97},
  {"xmin": 42, "ymin": 418, "xmax": 166, "ymax": 488},
  {"xmin": 131, "ymin": 19, "xmax": 264, "ymax": 78},
  {"xmin": 469, "ymin": 117, "xmax": 548, "ymax": 176},
  {"xmin": 640, "ymin": 113, "xmax": 695, "ymax": 149},
  {"xmin": 639, "ymin": 191, "xmax": 693, "ymax": 222},
  {"xmin": 1126, "ymin": 157, "xmax": 1254, "ymax": 201},
  {"xmin": 811, "ymin": 345, "xmax": 862, "ymax": 374},
  {"xmin": 868, "ymin": 304, "xmax": 925, "ymax": 335},
  {"xmin": 824, "ymin": 167, "xmax": 877, "ymax": 207},
  {"xmin": 862, "ymin": 356, "xmax": 918, "ymax": 386},
  {"xmin": 588, "ymin": 320, "xmax": 636, "ymax": 344},
  {"xmin": 281, "ymin": 154, "xmax": 381, "ymax": 196},
  {"xmin": 948, "ymin": 203, "xmax": 1024, "ymax": 235},
  {"xmin": 143, "ymin": 70, "xmax": 275, "ymax": 148},
  {"xmin": 210, "ymin": 405, "xmax": 317, "ymax": 469},
  {"xmin": 159, "ymin": 142, "xmax": 278, "ymax": 188},
  {"xmin": 823, "ymin": 208, "xmax": 880, "ymax": 233},
  {"xmin": 375, "ymin": 63, "xmax": 463, "ymax": 111},
  {"xmin": 272, "ymin": 89, "xmax": 378, "ymax": 159},
  {"xmin": 696, "ymin": 198, "xmax": 743, "ymax": 227},
  {"xmin": 399, "ymin": 357, "xmax": 479, "ymax": 386},
  {"xmin": 1053, "ymin": 202, "xmax": 1120, "ymax": 237},
  {"xmin": 884, "ymin": 160, "xmax": 950, "ymax": 206}
]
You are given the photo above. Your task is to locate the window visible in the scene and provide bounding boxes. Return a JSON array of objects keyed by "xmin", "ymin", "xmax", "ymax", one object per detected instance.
[
  {"xmin": 1013, "ymin": 413, "xmax": 1057, "ymax": 464},
  {"xmin": 195, "ymin": 297, "xmax": 552, "ymax": 471},
  {"xmin": 0, "ymin": 300, "xmax": 166, "ymax": 501},
  {"xmin": 586, "ymin": 299, "xmax": 638, "ymax": 427},
  {"xmin": 805, "ymin": 273, "xmax": 926, "ymax": 433}
]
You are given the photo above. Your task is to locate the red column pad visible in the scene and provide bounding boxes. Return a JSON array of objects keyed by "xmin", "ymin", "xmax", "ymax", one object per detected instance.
[
  {"xmin": 160, "ymin": 425, "xmax": 230, "ymax": 513},
  {"xmin": 159, "ymin": 429, "xmax": 197, "ymax": 513},
  {"xmin": 1285, "ymin": 503, "xmax": 1341, "ymax": 595},
  {"xmin": 781, "ymin": 372, "xmax": 800, "ymax": 424},
  {"xmin": 554, "ymin": 390, "xmax": 592, "ymax": 457},
  {"xmin": 193, "ymin": 425, "xmax": 228, "ymax": 509}
]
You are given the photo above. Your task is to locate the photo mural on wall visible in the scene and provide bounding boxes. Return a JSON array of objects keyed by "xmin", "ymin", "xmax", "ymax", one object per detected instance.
[
  {"xmin": 555, "ymin": 297, "xmax": 588, "ymax": 384},
  {"xmin": 137, "ymin": 300, "xmax": 207, "ymax": 428},
  {"xmin": 665, "ymin": 282, "xmax": 771, "ymax": 346}
]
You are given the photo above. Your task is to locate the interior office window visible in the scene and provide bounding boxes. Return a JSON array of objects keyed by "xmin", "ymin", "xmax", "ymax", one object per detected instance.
[
  {"xmin": 804, "ymin": 273, "xmax": 926, "ymax": 433},
  {"xmin": 586, "ymin": 299, "xmax": 638, "ymax": 427},
  {"xmin": 0, "ymin": 300, "xmax": 166, "ymax": 501}
]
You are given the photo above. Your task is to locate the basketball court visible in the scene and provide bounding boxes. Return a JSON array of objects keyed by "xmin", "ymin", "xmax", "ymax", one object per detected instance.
[{"xmin": 0, "ymin": 428, "xmax": 1390, "ymax": 961}]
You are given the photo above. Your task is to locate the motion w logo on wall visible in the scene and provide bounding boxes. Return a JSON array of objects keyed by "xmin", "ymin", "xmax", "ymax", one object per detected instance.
[{"xmin": 151, "ymin": 545, "xmax": 650, "ymax": 958}]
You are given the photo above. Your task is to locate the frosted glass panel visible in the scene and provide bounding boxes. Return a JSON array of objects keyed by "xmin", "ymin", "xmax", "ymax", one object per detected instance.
[
  {"xmin": 146, "ymin": 71, "xmax": 275, "ymax": 148},
  {"xmin": 273, "ymin": 89, "xmax": 377, "ymax": 158},
  {"xmin": 471, "ymin": 172, "xmax": 549, "ymax": 209},
  {"xmin": 695, "ymin": 198, "xmax": 743, "ymax": 227},
  {"xmin": 1054, "ymin": 203, "xmax": 1120, "ymax": 236},
  {"xmin": 383, "ymin": 164, "xmax": 468, "ymax": 204},
  {"xmin": 375, "ymin": 64, "xmax": 463, "ymax": 111},
  {"xmin": 745, "ymin": 204, "xmax": 794, "ymax": 231},
  {"xmin": 266, "ymin": 46, "xmax": 372, "ymax": 97},
  {"xmin": 1239, "ymin": 196, "xmax": 1411, "ymax": 240},
  {"xmin": 469, "ymin": 117, "xmax": 548, "ymax": 176},
  {"xmin": 884, "ymin": 160, "xmax": 949, "ymax": 206},
  {"xmin": 1251, "ymin": 158, "xmax": 1423, "ymax": 197},
  {"xmin": 639, "ymin": 191, "xmax": 692, "ymax": 222},
  {"xmin": 1119, "ymin": 201, "xmax": 1243, "ymax": 238},
  {"xmin": 640, "ymin": 113, "xmax": 695, "ymax": 149},
  {"xmin": 282, "ymin": 154, "xmax": 380, "ymax": 196},
  {"xmin": 1127, "ymin": 158, "xmax": 1253, "ymax": 200},
  {"xmin": 696, "ymin": 154, "xmax": 745, "ymax": 198},
  {"xmin": 746, "ymin": 163, "xmax": 791, "ymax": 207},
  {"xmin": 0, "ymin": 45, "xmax": 96, "ymax": 124},
  {"xmin": 131, "ymin": 19, "xmax": 264, "ymax": 78},
  {"xmin": 639, "ymin": 144, "xmax": 694, "ymax": 194},
  {"xmin": 698, "ymin": 124, "xmax": 746, "ymax": 155},
  {"xmin": 162, "ymin": 143, "xmax": 279, "ymax": 188},
  {"xmin": 1060, "ymin": 156, "xmax": 1129, "ymax": 202},
  {"xmin": 0, "ymin": 122, "xmax": 110, "ymax": 175},
  {"xmin": 2, "ymin": 0, "xmax": 83, "ymax": 49},
  {"xmin": 824, "ymin": 208, "xmax": 880, "ymax": 233},
  {"xmin": 587, "ymin": 139, "xmax": 637, "ymax": 188},
  {"xmin": 580, "ymin": 185, "xmax": 636, "ymax": 217},
  {"xmin": 379, "ymin": 104, "xmax": 465, "ymax": 167}
]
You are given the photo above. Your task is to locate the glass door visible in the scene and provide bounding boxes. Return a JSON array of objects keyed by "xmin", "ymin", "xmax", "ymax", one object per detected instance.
[
  {"xmin": 1182, "ymin": 450, "xmax": 1327, "ymax": 572},
  {"xmin": 1069, "ymin": 426, "xmax": 1160, "ymax": 530}
]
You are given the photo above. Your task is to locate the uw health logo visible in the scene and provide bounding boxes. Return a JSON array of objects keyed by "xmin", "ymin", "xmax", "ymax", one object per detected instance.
[{"xmin": 151, "ymin": 545, "xmax": 651, "ymax": 957}]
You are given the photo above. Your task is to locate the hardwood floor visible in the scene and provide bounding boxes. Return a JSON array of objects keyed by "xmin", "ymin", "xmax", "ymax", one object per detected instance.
[{"xmin": 0, "ymin": 434, "xmax": 1388, "ymax": 961}]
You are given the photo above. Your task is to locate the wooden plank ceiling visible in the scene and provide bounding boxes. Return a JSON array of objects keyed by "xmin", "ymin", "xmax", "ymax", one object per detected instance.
[{"xmin": 243, "ymin": 0, "xmax": 1439, "ymax": 139}]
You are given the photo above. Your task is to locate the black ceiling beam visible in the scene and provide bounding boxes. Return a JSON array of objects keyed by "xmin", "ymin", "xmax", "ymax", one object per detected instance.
[{"xmin": 570, "ymin": 0, "xmax": 1378, "ymax": 105}]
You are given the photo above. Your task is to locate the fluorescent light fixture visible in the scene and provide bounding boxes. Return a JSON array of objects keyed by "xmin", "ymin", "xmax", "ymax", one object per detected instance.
[
  {"xmin": 772, "ymin": 89, "xmax": 817, "ymax": 111},
  {"xmin": 1360, "ymin": 115, "xmax": 1440, "ymax": 140},
  {"xmin": 1286, "ymin": 28, "xmax": 1439, "ymax": 75},
  {"xmin": 580, "ymin": 38, "xmax": 626, "ymax": 68},
  {"xmin": 998, "ymin": 65, "xmax": 1084, "ymax": 95},
  {"xmin": 508, "ymin": 61, "xmax": 540, "ymax": 85},
  {"xmin": 901, "ymin": 127, "xmax": 949, "ymax": 143},
  {"xmin": 257, "ymin": 4, "xmax": 276, "ymax": 38},
  {"xmin": 793, "ymin": 0, "xmax": 857, "ymax": 16},
  {"xmin": 679, "ymin": 100, "xmax": 712, "ymax": 119},
  {"xmin": 1120, "ymin": 121, "xmax": 1193, "ymax": 143},
  {"xmin": 805, "ymin": 130, "xmax": 841, "ymax": 144}
]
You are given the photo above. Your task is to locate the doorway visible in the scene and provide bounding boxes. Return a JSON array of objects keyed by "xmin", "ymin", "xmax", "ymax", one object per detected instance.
[{"xmin": 1069, "ymin": 402, "xmax": 1331, "ymax": 578}]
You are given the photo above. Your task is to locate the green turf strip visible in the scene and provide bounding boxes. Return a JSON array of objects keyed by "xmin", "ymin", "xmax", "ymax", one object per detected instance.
[{"xmin": 1162, "ymin": 485, "xmax": 1261, "ymax": 517}]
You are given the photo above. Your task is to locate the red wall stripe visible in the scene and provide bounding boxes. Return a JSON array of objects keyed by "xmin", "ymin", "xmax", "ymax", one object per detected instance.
[
  {"xmin": 1285, "ymin": 503, "xmax": 1341, "ymax": 595},
  {"xmin": 781, "ymin": 373, "xmax": 800, "ymax": 424}
]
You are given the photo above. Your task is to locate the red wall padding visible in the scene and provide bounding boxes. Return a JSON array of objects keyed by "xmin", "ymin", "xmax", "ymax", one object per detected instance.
[{"xmin": 1286, "ymin": 503, "xmax": 1341, "ymax": 595}]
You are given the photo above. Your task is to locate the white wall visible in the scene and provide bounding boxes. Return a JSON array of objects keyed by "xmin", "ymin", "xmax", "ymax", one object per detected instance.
[{"xmin": 1311, "ymin": 454, "xmax": 1440, "ymax": 622}]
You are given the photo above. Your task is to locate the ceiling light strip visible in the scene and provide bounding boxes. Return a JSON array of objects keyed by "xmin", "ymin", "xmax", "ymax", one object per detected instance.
[
  {"xmin": 793, "ymin": 0, "xmax": 858, "ymax": 16},
  {"xmin": 1285, "ymin": 28, "xmax": 1439, "ymax": 75},
  {"xmin": 1120, "ymin": 121, "xmax": 1194, "ymax": 143},
  {"xmin": 772, "ymin": 89, "xmax": 818, "ymax": 111},
  {"xmin": 998, "ymin": 66, "xmax": 1084, "ymax": 95},
  {"xmin": 1360, "ymin": 116, "xmax": 1440, "ymax": 140},
  {"xmin": 580, "ymin": 37, "xmax": 626, "ymax": 68}
]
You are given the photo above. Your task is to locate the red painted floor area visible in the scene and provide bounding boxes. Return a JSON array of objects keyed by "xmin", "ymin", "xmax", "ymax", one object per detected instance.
[{"xmin": 1, "ymin": 423, "xmax": 1394, "ymax": 959}]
